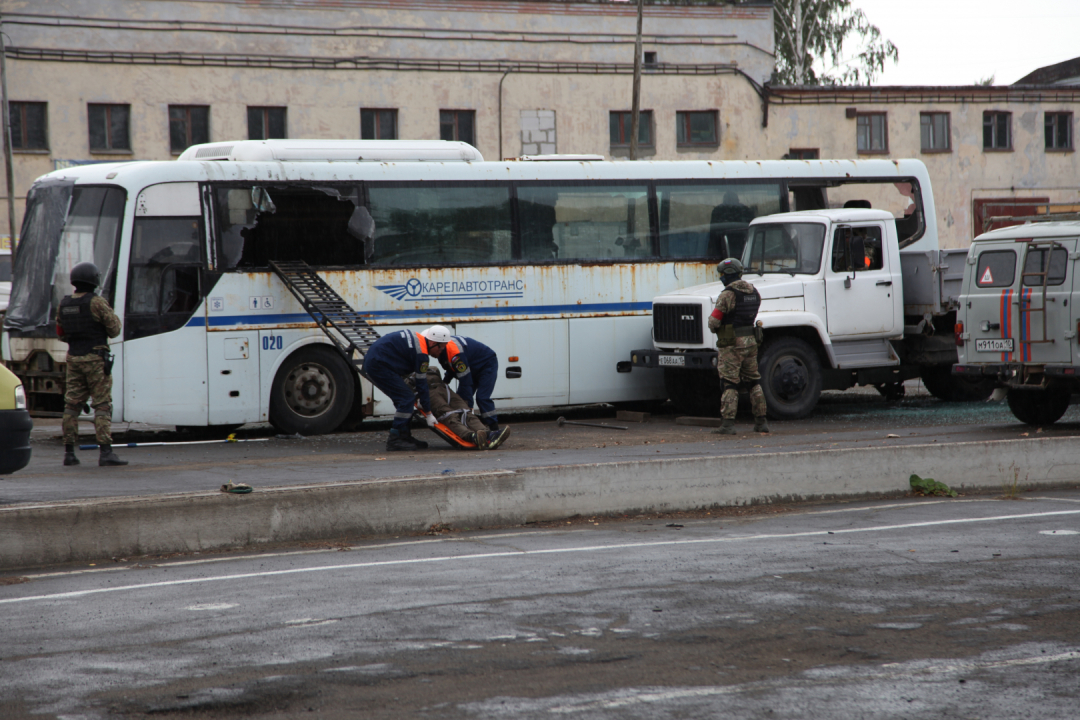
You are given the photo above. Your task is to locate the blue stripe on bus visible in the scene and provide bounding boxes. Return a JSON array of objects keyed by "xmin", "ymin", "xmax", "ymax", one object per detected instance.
[{"xmin": 186, "ymin": 301, "xmax": 654, "ymax": 327}]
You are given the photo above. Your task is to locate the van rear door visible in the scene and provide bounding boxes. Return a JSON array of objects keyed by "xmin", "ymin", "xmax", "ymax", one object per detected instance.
[{"xmin": 965, "ymin": 238, "xmax": 1076, "ymax": 365}]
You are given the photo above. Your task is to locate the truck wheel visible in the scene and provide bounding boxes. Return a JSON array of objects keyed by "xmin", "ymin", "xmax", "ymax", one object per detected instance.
[
  {"xmin": 269, "ymin": 346, "xmax": 355, "ymax": 435},
  {"xmin": 663, "ymin": 368, "xmax": 720, "ymax": 417},
  {"xmin": 758, "ymin": 337, "xmax": 822, "ymax": 420},
  {"xmin": 920, "ymin": 365, "xmax": 994, "ymax": 402},
  {"xmin": 1006, "ymin": 387, "xmax": 1070, "ymax": 426}
]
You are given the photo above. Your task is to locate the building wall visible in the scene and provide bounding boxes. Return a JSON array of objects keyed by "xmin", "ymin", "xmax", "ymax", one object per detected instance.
[
  {"xmin": 1, "ymin": 0, "xmax": 1077, "ymax": 252},
  {"xmin": 0, "ymin": 0, "xmax": 775, "ymax": 237},
  {"xmin": 765, "ymin": 89, "xmax": 1080, "ymax": 248}
]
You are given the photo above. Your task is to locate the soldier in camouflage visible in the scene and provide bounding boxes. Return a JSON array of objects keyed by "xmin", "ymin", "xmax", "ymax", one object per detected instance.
[
  {"xmin": 707, "ymin": 258, "xmax": 770, "ymax": 435},
  {"xmin": 56, "ymin": 262, "xmax": 127, "ymax": 466}
]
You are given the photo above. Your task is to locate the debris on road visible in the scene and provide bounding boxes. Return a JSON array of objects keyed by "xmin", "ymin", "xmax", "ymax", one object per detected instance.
[
  {"xmin": 615, "ymin": 410, "xmax": 650, "ymax": 423},
  {"xmin": 220, "ymin": 482, "xmax": 253, "ymax": 494},
  {"xmin": 556, "ymin": 416, "xmax": 628, "ymax": 430}
]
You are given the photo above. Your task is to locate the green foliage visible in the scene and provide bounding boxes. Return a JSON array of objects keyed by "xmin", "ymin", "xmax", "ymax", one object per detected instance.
[
  {"xmin": 910, "ymin": 474, "xmax": 957, "ymax": 498},
  {"xmin": 773, "ymin": 0, "xmax": 899, "ymax": 86},
  {"xmin": 976, "ymin": 75, "xmax": 996, "ymax": 86}
]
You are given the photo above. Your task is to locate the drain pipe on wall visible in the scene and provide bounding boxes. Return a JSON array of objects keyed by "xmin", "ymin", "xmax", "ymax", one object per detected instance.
[{"xmin": 498, "ymin": 69, "xmax": 511, "ymax": 160}]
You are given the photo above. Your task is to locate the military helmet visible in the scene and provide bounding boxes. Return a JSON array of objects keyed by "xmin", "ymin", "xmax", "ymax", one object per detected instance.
[
  {"xmin": 70, "ymin": 262, "xmax": 101, "ymax": 288},
  {"xmin": 717, "ymin": 257, "xmax": 744, "ymax": 284}
]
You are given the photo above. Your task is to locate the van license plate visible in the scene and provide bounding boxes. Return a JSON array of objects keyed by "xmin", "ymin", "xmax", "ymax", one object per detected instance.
[
  {"xmin": 658, "ymin": 355, "xmax": 685, "ymax": 367},
  {"xmin": 976, "ymin": 338, "xmax": 1014, "ymax": 352}
]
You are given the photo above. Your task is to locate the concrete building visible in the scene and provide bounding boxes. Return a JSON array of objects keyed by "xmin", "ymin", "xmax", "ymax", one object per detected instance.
[{"xmin": 0, "ymin": 0, "xmax": 1077, "ymax": 248}]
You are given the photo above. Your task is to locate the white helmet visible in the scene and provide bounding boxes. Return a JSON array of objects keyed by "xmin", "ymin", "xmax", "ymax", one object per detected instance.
[{"xmin": 421, "ymin": 325, "xmax": 453, "ymax": 344}]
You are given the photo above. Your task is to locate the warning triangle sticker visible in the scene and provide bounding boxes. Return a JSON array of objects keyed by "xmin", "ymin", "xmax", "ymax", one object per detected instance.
[{"xmin": 980, "ymin": 266, "xmax": 994, "ymax": 284}]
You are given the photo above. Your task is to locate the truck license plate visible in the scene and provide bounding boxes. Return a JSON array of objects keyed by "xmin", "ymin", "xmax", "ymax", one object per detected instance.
[
  {"xmin": 658, "ymin": 355, "xmax": 685, "ymax": 367},
  {"xmin": 976, "ymin": 338, "xmax": 1014, "ymax": 352}
]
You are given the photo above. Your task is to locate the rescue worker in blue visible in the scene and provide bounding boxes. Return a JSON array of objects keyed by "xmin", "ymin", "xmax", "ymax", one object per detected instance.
[
  {"xmin": 422, "ymin": 325, "xmax": 510, "ymax": 447},
  {"xmin": 361, "ymin": 329, "xmax": 445, "ymax": 451}
]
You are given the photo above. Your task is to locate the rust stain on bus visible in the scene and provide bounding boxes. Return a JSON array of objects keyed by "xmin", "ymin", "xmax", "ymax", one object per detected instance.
[{"xmin": 255, "ymin": 261, "xmax": 688, "ymax": 323}]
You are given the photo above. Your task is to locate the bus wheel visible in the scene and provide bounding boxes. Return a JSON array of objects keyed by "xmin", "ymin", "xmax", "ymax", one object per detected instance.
[
  {"xmin": 758, "ymin": 337, "xmax": 822, "ymax": 420},
  {"xmin": 920, "ymin": 364, "xmax": 994, "ymax": 401},
  {"xmin": 270, "ymin": 346, "xmax": 355, "ymax": 435},
  {"xmin": 1006, "ymin": 387, "xmax": 1070, "ymax": 426},
  {"xmin": 663, "ymin": 369, "xmax": 720, "ymax": 417}
]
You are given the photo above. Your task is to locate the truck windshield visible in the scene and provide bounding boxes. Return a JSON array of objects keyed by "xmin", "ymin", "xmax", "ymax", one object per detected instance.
[
  {"xmin": 742, "ymin": 222, "xmax": 826, "ymax": 275},
  {"xmin": 4, "ymin": 182, "xmax": 125, "ymax": 331}
]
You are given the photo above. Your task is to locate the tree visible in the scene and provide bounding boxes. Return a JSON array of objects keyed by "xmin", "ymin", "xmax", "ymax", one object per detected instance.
[{"xmin": 773, "ymin": 0, "xmax": 898, "ymax": 86}]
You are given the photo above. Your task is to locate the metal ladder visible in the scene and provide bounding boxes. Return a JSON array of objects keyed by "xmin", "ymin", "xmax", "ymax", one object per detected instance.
[
  {"xmin": 1017, "ymin": 240, "xmax": 1063, "ymax": 347},
  {"xmin": 268, "ymin": 260, "xmax": 381, "ymax": 375}
]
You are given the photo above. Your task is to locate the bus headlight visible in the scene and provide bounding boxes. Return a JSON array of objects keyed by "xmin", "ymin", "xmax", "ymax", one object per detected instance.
[{"xmin": 14, "ymin": 384, "xmax": 26, "ymax": 410}]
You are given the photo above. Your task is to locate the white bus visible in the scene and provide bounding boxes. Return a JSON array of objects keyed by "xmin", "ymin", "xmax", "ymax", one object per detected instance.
[{"xmin": 1, "ymin": 140, "xmax": 937, "ymax": 434}]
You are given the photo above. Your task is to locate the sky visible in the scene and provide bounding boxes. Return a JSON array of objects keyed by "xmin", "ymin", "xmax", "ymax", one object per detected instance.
[{"xmin": 841, "ymin": 0, "xmax": 1080, "ymax": 85}]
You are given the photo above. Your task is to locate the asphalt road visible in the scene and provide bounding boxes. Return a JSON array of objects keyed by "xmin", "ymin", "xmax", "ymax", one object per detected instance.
[
  {"xmin": 6, "ymin": 382, "xmax": 1080, "ymax": 505},
  {"xmin": 2, "ymin": 491, "xmax": 1079, "ymax": 719}
]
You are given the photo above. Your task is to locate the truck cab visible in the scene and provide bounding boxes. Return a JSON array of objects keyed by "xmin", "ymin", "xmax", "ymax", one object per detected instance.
[
  {"xmin": 954, "ymin": 220, "xmax": 1080, "ymax": 425},
  {"xmin": 633, "ymin": 208, "xmax": 980, "ymax": 419}
]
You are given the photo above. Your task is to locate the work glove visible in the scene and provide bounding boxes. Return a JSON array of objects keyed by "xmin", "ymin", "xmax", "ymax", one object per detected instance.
[{"xmin": 423, "ymin": 412, "xmax": 437, "ymax": 428}]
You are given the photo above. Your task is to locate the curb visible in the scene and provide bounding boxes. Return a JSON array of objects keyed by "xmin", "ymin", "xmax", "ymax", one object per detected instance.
[{"xmin": 2, "ymin": 436, "xmax": 1078, "ymax": 569}]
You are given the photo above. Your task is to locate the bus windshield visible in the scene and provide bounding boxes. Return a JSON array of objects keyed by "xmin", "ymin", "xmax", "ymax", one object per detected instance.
[
  {"xmin": 4, "ymin": 181, "xmax": 125, "ymax": 331},
  {"xmin": 742, "ymin": 222, "xmax": 826, "ymax": 275}
]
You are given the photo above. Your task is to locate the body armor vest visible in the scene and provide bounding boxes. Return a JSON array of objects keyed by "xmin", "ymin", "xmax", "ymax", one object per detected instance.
[
  {"xmin": 721, "ymin": 287, "xmax": 761, "ymax": 328},
  {"xmin": 58, "ymin": 294, "xmax": 109, "ymax": 357}
]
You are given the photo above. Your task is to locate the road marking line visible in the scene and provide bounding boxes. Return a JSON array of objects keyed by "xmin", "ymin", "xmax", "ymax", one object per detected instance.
[{"xmin": 4, "ymin": 509, "xmax": 1080, "ymax": 606}]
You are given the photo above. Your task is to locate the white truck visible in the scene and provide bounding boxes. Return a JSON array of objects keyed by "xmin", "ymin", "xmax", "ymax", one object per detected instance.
[
  {"xmin": 631, "ymin": 208, "xmax": 992, "ymax": 418},
  {"xmin": 953, "ymin": 219, "xmax": 1080, "ymax": 425}
]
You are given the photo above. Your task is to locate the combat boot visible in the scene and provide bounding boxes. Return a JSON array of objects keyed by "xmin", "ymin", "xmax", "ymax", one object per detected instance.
[
  {"xmin": 711, "ymin": 418, "xmax": 736, "ymax": 435},
  {"xmin": 468, "ymin": 431, "xmax": 490, "ymax": 450},
  {"xmin": 487, "ymin": 426, "xmax": 512, "ymax": 450},
  {"xmin": 753, "ymin": 416, "xmax": 771, "ymax": 433},
  {"xmin": 99, "ymin": 445, "xmax": 128, "ymax": 466},
  {"xmin": 63, "ymin": 444, "xmax": 80, "ymax": 466},
  {"xmin": 386, "ymin": 427, "xmax": 428, "ymax": 452}
]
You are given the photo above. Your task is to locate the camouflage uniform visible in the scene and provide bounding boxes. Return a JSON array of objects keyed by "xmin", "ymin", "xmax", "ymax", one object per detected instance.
[
  {"xmin": 425, "ymin": 370, "xmax": 492, "ymax": 446},
  {"xmin": 61, "ymin": 293, "xmax": 122, "ymax": 445},
  {"xmin": 708, "ymin": 279, "xmax": 767, "ymax": 420}
]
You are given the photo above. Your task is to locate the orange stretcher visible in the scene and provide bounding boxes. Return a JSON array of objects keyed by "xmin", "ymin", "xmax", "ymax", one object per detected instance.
[{"xmin": 413, "ymin": 403, "xmax": 478, "ymax": 450}]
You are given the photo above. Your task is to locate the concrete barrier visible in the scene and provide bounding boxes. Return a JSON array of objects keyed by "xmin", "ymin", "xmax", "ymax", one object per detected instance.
[{"xmin": 2, "ymin": 436, "xmax": 1078, "ymax": 569}]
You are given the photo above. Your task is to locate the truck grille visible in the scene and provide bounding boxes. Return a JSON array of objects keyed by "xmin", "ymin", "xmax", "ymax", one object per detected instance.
[{"xmin": 653, "ymin": 303, "xmax": 703, "ymax": 344}]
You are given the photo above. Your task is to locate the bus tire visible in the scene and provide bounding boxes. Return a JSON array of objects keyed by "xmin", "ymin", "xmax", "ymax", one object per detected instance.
[
  {"xmin": 758, "ymin": 336, "xmax": 822, "ymax": 420},
  {"xmin": 920, "ymin": 364, "xmax": 994, "ymax": 402},
  {"xmin": 663, "ymin": 368, "xmax": 720, "ymax": 417},
  {"xmin": 1006, "ymin": 387, "xmax": 1070, "ymax": 426},
  {"xmin": 269, "ymin": 346, "xmax": 355, "ymax": 436}
]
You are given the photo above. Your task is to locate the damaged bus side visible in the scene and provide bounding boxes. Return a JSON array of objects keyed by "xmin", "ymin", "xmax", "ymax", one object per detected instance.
[{"xmin": 4, "ymin": 142, "xmax": 928, "ymax": 434}]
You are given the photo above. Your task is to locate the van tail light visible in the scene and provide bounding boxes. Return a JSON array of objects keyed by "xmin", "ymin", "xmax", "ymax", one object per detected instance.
[{"xmin": 954, "ymin": 322, "xmax": 964, "ymax": 347}]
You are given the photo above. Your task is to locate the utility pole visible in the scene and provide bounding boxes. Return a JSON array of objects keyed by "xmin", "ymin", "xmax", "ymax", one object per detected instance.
[
  {"xmin": 0, "ymin": 19, "xmax": 16, "ymax": 263},
  {"xmin": 629, "ymin": 0, "xmax": 643, "ymax": 161}
]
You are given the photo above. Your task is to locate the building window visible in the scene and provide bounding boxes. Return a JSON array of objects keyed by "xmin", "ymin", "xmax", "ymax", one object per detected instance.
[
  {"xmin": 609, "ymin": 111, "xmax": 653, "ymax": 147},
  {"xmin": 920, "ymin": 112, "xmax": 950, "ymax": 152},
  {"xmin": 856, "ymin": 113, "xmax": 887, "ymax": 153},
  {"xmin": 676, "ymin": 111, "xmax": 718, "ymax": 146},
  {"xmin": 643, "ymin": 51, "xmax": 658, "ymax": 68},
  {"xmin": 787, "ymin": 148, "xmax": 819, "ymax": 160},
  {"xmin": 983, "ymin": 111, "xmax": 1011, "ymax": 150},
  {"xmin": 361, "ymin": 109, "xmax": 398, "ymax": 140},
  {"xmin": 168, "ymin": 105, "xmax": 209, "ymax": 153},
  {"xmin": 248, "ymin": 107, "xmax": 287, "ymax": 140},
  {"xmin": 440, "ymin": 110, "xmax": 475, "ymax": 145},
  {"xmin": 9, "ymin": 101, "xmax": 47, "ymax": 150},
  {"xmin": 88, "ymin": 103, "xmax": 131, "ymax": 152},
  {"xmin": 1045, "ymin": 112, "xmax": 1073, "ymax": 151}
]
